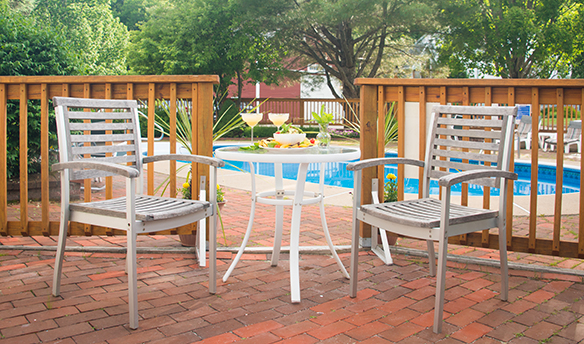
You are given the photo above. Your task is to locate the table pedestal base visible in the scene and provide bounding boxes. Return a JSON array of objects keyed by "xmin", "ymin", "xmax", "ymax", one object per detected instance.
[{"xmin": 222, "ymin": 162, "xmax": 349, "ymax": 303}]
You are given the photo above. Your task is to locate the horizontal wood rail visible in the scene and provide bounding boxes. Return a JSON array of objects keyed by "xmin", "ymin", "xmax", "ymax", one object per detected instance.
[
  {"xmin": 356, "ymin": 78, "xmax": 584, "ymax": 259},
  {"xmin": 0, "ymin": 75, "xmax": 219, "ymax": 237}
]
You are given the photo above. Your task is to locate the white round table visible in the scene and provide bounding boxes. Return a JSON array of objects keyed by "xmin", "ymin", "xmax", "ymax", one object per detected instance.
[{"xmin": 215, "ymin": 145, "xmax": 360, "ymax": 303}]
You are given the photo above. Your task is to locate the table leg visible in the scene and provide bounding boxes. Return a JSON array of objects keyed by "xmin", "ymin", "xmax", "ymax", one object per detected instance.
[
  {"xmin": 290, "ymin": 163, "xmax": 308, "ymax": 303},
  {"xmin": 319, "ymin": 199, "xmax": 350, "ymax": 279},
  {"xmin": 271, "ymin": 163, "xmax": 284, "ymax": 267},
  {"xmin": 317, "ymin": 162, "xmax": 349, "ymax": 279},
  {"xmin": 222, "ymin": 161, "xmax": 257, "ymax": 282}
]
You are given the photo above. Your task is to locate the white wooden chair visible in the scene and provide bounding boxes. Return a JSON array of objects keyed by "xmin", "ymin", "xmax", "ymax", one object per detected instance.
[
  {"xmin": 515, "ymin": 115, "xmax": 533, "ymax": 150},
  {"xmin": 51, "ymin": 97, "xmax": 224, "ymax": 329},
  {"xmin": 347, "ymin": 105, "xmax": 518, "ymax": 333},
  {"xmin": 544, "ymin": 120, "xmax": 582, "ymax": 153}
]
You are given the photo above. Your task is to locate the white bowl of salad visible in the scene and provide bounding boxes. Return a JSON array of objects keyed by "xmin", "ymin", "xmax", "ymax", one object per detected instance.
[{"xmin": 273, "ymin": 124, "xmax": 306, "ymax": 145}]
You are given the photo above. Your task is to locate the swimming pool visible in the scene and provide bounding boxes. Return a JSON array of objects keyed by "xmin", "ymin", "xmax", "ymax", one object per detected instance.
[
  {"xmin": 216, "ymin": 147, "xmax": 580, "ymax": 196},
  {"xmin": 142, "ymin": 143, "xmax": 580, "ymax": 196}
]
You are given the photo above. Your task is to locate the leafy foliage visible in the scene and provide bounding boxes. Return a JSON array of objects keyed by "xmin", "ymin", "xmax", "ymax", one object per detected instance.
[
  {"xmin": 240, "ymin": 0, "xmax": 436, "ymax": 98},
  {"xmin": 111, "ymin": 0, "xmax": 153, "ymax": 30},
  {"xmin": 343, "ymin": 99, "xmax": 398, "ymax": 146},
  {"xmin": 0, "ymin": 4, "xmax": 78, "ymax": 76},
  {"xmin": 311, "ymin": 105, "xmax": 334, "ymax": 125},
  {"xmin": 437, "ymin": 0, "xmax": 583, "ymax": 78},
  {"xmin": 33, "ymin": 0, "xmax": 130, "ymax": 75},
  {"xmin": 128, "ymin": 0, "xmax": 286, "ymax": 98},
  {"xmin": 0, "ymin": 4, "xmax": 76, "ymax": 178}
]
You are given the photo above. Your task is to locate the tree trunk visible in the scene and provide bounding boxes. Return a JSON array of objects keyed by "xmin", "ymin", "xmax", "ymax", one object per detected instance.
[{"xmin": 236, "ymin": 70, "xmax": 243, "ymax": 109}]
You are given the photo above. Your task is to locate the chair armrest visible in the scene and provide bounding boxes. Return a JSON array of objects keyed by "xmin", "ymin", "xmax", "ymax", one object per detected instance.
[
  {"xmin": 52, "ymin": 161, "xmax": 140, "ymax": 178},
  {"xmin": 438, "ymin": 169, "xmax": 518, "ymax": 187},
  {"xmin": 143, "ymin": 154, "xmax": 225, "ymax": 168},
  {"xmin": 347, "ymin": 157, "xmax": 424, "ymax": 171}
]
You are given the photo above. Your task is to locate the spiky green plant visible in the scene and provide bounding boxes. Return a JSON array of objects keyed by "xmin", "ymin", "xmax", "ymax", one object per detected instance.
[{"xmin": 341, "ymin": 98, "xmax": 398, "ymax": 146}]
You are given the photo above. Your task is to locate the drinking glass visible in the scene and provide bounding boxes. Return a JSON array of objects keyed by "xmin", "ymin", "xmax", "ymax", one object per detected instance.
[
  {"xmin": 241, "ymin": 113, "xmax": 263, "ymax": 143},
  {"xmin": 268, "ymin": 113, "xmax": 289, "ymax": 132}
]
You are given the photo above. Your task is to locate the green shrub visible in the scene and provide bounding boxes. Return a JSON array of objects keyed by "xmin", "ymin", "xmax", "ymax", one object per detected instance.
[{"xmin": 1, "ymin": 4, "xmax": 78, "ymax": 179}]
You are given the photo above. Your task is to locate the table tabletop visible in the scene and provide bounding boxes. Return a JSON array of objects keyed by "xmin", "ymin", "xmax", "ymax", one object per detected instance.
[{"xmin": 214, "ymin": 145, "xmax": 361, "ymax": 163}]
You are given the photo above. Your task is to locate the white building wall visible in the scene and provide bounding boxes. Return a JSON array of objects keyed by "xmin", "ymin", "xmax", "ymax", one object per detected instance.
[{"xmin": 300, "ymin": 64, "xmax": 344, "ymax": 122}]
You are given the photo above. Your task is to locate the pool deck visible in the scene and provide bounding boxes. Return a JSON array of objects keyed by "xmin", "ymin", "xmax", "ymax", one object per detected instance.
[{"xmin": 152, "ymin": 141, "xmax": 582, "ymax": 216}]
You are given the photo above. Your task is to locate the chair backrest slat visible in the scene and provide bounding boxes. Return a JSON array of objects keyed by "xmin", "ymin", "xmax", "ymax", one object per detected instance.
[
  {"xmin": 435, "ymin": 127, "xmax": 503, "ymax": 140},
  {"xmin": 567, "ymin": 120, "xmax": 582, "ymax": 139},
  {"xmin": 423, "ymin": 105, "xmax": 517, "ymax": 196},
  {"xmin": 68, "ymin": 110, "xmax": 135, "ymax": 120},
  {"xmin": 70, "ymin": 133, "xmax": 136, "ymax": 143},
  {"xmin": 516, "ymin": 116, "xmax": 532, "ymax": 136},
  {"xmin": 433, "ymin": 138, "xmax": 500, "ymax": 151},
  {"xmin": 53, "ymin": 97, "xmax": 142, "ymax": 182},
  {"xmin": 71, "ymin": 143, "xmax": 137, "ymax": 156},
  {"xmin": 69, "ymin": 122, "xmax": 135, "ymax": 132},
  {"xmin": 432, "ymin": 147, "xmax": 500, "ymax": 164}
]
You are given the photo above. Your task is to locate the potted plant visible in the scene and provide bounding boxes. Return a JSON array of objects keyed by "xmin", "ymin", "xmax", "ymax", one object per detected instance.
[
  {"xmin": 382, "ymin": 173, "xmax": 399, "ymax": 245},
  {"xmin": 178, "ymin": 180, "xmax": 226, "ymax": 247}
]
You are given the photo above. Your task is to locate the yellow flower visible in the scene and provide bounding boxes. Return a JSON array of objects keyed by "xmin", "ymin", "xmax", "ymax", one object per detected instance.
[
  {"xmin": 386, "ymin": 173, "xmax": 397, "ymax": 180},
  {"xmin": 183, "ymin": 182, "xmax": 190, "ymax": 189}
]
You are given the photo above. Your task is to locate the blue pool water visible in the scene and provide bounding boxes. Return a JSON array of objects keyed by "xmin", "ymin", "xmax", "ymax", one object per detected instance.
[{"xmin": 215, "ymin": 146, "xmax": 580, "ymax": 196}]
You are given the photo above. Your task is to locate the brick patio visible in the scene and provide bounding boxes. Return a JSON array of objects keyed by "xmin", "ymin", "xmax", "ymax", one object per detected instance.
[{"xmin": 2, "ymin": 181, "xmax": 584, "ymax": 343}]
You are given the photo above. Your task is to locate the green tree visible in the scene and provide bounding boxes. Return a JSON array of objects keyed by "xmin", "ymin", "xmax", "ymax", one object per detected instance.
[
  {"xmin": 111, "ymin": 0, "xmax": 155, "ymax": 30},
  {"xmin": 437, "ymin": 0, "xmax": 583, "ymax": 79},
  {"xmin": 33, "ymin": 0, "xmax": 130, "ymax": 75},
  {"xmin": 5, "ymin": 0, "xmax": 36, "ymax": 14},
  {"xmin": 240, "ymin": 0, "xmax": 436, "ymax": 98},
  {"xmin": 570, "ymin": 6, "xmax": 584, "ymax": 77},
  {"xmin": 128, "ymin": 0, "xmax": 286, "ymax": 99},
  {"xmin": 0, "ymin": 3, "xmax": 78, "ymax": 178}
]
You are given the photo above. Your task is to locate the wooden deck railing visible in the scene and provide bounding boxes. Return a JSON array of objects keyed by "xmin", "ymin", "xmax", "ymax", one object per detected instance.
[
  {"xmin": 237, "ymin": 98, "xmax": 360, "ymax": 126},
  {"xmin": 3, "ymin": 76, "xmax": 584, "ymax": 260},
  {"xmin": 356, "ymin": 78, "xmax": 584, "ymax": 259},
  {"xmin": 0, "ymin": 75, "xmax": 219, "ymax": 237}
]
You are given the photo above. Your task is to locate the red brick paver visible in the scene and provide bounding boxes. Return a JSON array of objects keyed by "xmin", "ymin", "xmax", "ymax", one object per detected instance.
[{"xmin": 2, "ymin": 185, "xmax": 584, "ymax": 343}]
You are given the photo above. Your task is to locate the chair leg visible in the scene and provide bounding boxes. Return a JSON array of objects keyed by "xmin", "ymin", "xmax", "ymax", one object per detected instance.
[
  {"xmin": 52, "ymin": 214, "xmax": 69, "ymax": 296},
  {"xmin": 427, "ymin": 240, "xmax": 436, "ymax": 277},
  {"xmin": 349, "ymin": 216, "xmax": 360, "ymax": 298},
  {"xmin": 378, "ymin": 228, "xmax": 394, "ymax": 265},
  {"xmin": 209, "ymin": 206, "xmax": 217, "ymax": 294},
  {"xmin": 433, "ymin": 237, "xmax": 449, "ymax": 334},
  {"xmin": 127, "ymin": 230, "xmax": 139, "ymax": 329},
  {"xmin": 498, "ymin": 224, "xmax": 509, "ymax": 301}
]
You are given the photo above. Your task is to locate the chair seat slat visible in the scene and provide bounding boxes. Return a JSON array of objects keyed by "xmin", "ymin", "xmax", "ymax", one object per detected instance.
[
  {"xmin": 70, "ymin": 196, "xmax": 210, "ymax": 222},
  {"xmin": 361, "ymin": 198, "xmax": 498, "ymax": 228}
]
